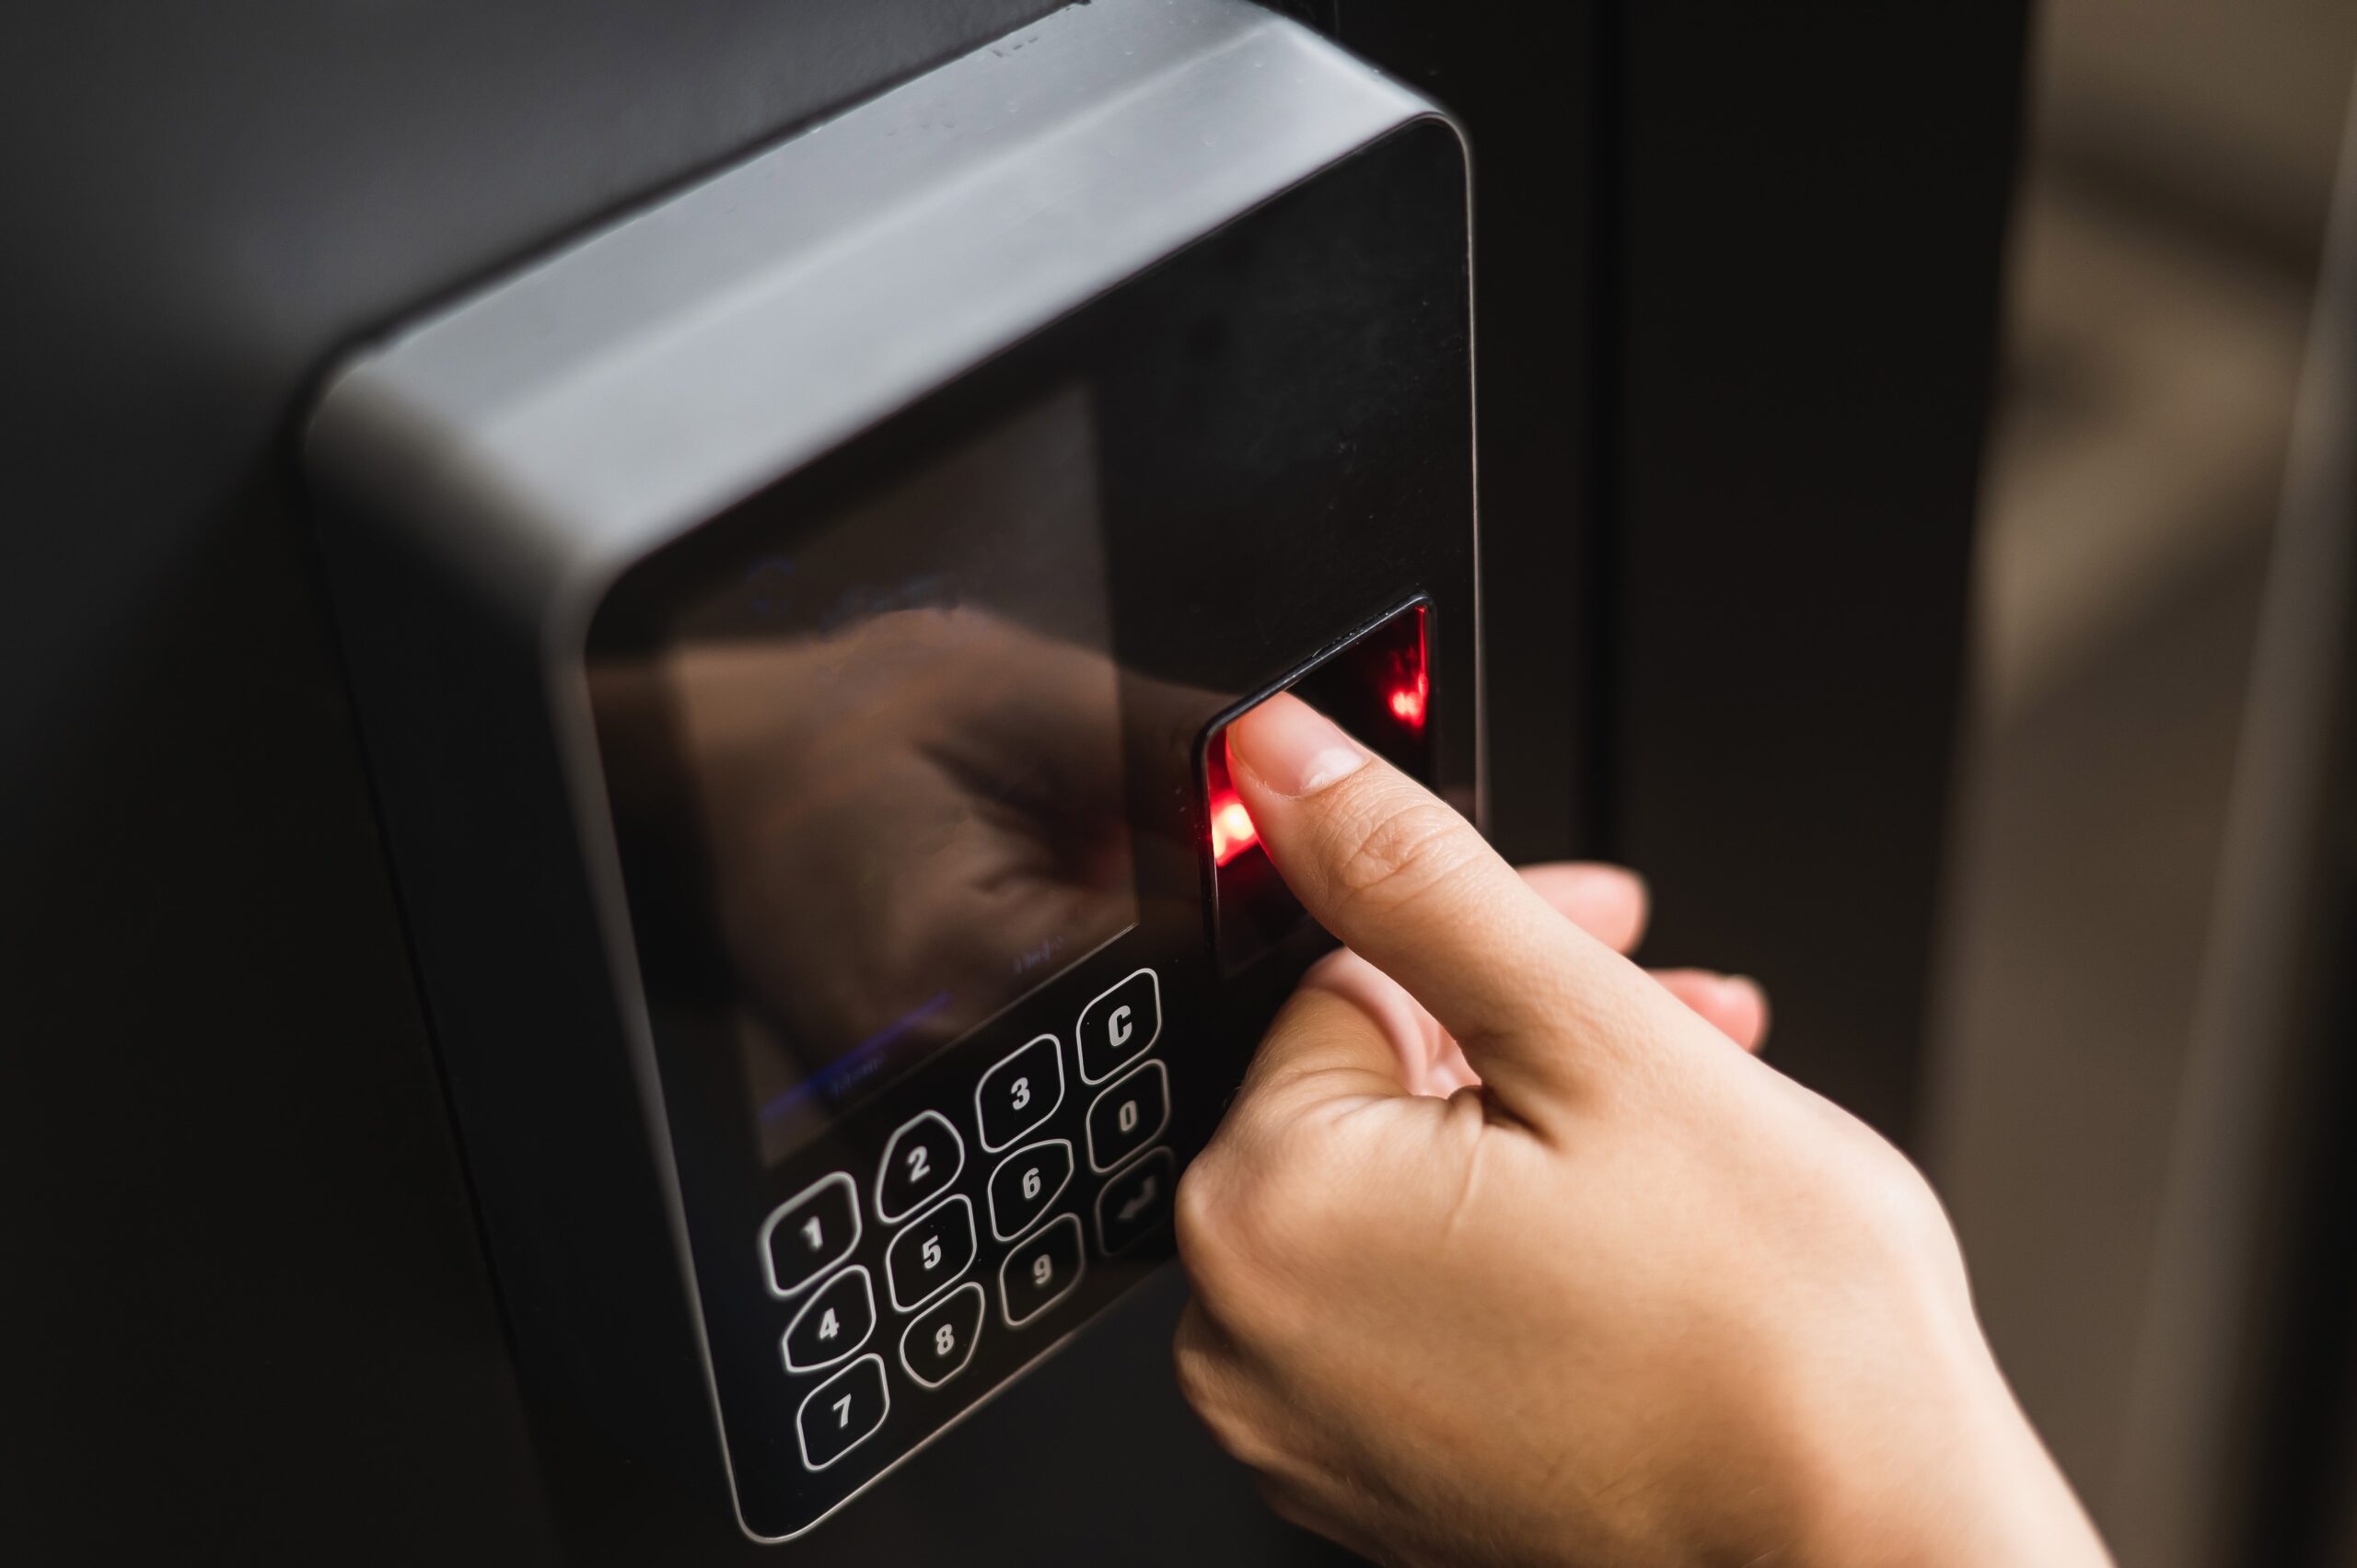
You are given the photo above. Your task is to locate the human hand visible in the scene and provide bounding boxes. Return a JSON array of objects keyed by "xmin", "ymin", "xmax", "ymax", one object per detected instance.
[
  {"xmin": 1172, "ymin": 693, "xmax": 2111, "ymax": 1568},
  {"xmin": 656, "ymin": 608, "xmax": 1136, "ymax": 1058}
]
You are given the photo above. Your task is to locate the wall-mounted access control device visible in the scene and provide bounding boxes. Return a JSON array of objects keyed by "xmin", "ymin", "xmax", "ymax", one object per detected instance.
[{"xmin": 306, "ymin": 0, "xmax": 1475, "ymax": 1541}]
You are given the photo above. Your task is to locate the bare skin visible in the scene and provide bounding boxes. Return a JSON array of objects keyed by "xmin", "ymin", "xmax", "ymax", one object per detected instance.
[{"xmin": 1173, "ymin": 692, "xmax": 2114, "ymax": 1568}]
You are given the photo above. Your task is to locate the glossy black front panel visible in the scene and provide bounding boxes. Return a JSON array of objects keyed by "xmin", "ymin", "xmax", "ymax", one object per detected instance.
[{"xmin": 589, "ymin": 119, "xmax": 1472, "ymax": 1539}]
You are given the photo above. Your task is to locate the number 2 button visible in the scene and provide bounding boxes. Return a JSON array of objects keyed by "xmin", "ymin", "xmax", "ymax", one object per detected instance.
[
  {"xmin": 877, "ymin": 1110, "xmax": 964, "ymax": 1223},
  {"xmin": 976, "ymin": 1034, "xmax": 1062, "ymax": 1152}
]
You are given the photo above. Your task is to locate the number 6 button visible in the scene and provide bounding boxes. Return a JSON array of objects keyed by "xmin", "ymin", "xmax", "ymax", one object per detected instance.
[
  {"xmin": 975, "ymin": 1034, "xmax": 1062, "ymax": 1152},
  {"xmin": 877, "ymin": 1110, "xmax": 964, "ymax": 1223},
  {"xmin": 1086, "ymin": 1060, "xmax": 1169, "ymax": 1173},
  {"xmin": 988, "ymin": 1138, "xmax": 1074, "ymax": 1241}
]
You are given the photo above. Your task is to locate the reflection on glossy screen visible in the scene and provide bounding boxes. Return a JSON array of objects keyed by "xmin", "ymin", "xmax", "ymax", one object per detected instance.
[{"xmin": 612, "ymin": 385, "xmax": 1138, "ymax": 1165}]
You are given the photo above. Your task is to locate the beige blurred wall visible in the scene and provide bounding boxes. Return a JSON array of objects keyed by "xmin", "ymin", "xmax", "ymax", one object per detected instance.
[{"xmin": 2038, "ymin": 0, "xmax": 2357, "ymax": 251}]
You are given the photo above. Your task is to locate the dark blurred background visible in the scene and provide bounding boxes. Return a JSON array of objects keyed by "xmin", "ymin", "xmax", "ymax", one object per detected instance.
[{"xmin": 1926, "ymin": 0, "xmax": 2357, "ymax": 1562}]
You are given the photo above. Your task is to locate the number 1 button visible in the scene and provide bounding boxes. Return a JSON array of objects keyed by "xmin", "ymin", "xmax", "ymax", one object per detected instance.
[
  {"xmin": 877, "ymin": 1110, "xmax": 964, "ymax": 1223},
  {"xmin": 795, "ymin": 1355, "xmax": 888, "ymax": 1472},
  {"xmin": 759, "ymin": 1172, "xmax": 860, "ymax": 1298},
  {"xmin": 976, "ymin": 1034, "xmax": 1062, "ymax": 1152},
  {"xmin": 999, "ymin": 1214, "xmax": 1085, "ymax": 1328}
]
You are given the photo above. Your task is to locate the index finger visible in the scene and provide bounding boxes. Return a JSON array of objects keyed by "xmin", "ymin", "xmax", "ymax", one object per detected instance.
[{"xmin": 1225, "ymin": 693, "xmax": 1685, "ymax": 1121}]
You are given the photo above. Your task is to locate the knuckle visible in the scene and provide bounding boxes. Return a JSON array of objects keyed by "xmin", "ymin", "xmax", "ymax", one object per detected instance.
[
  {"xmin": 1843, "ymin": 1138, "xmax": 1955, "ymax": 1260},
  {"xmin": 1325, "ymin": 794, "xmax": 1481, "ymax": 918}
]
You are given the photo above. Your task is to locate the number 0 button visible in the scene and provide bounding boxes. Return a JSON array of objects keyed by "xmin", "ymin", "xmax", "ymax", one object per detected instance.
[
  {"xmin": 885, "ymin": 1194, "xmax": 976, "ymax": 1312},
  {"xmin": 877, "ymin": 1110, "xmax": 964, "ymax": 1223},
  {"xmin": 1000, "ymin": 1213, "xmax": 1086, "ymax": 1328},
  {"xmin": 1086, "ymin": 1060, "xmax": 1169, "ymax": 1173},
  {"xmin": 783, "ymin": 1265, "xmax": 875, "ymax": 1374},
  {"xmin": 795, "ymin": 1355, "xmax": 888, "ymax": 1472},
  {"xmin": 900, "ymin": 1282, "xmax": 986, "ymax": 1389},
  {"xmin": 975, "ymin": 1034, "xmax": 1062, "ymax": 1152},
  {"xmin": 759, "ymin": 1172, "xmax": 860, "ymax": 1298}
]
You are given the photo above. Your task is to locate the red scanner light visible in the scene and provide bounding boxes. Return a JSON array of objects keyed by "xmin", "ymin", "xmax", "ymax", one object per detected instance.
[
  {"xmin": 1210, "ymin": 789, "xmax": 1260, "ymax": 867},
  {"xmin": 1387, "ymin": 669, "xmax": 1429, "ymax": 728}
]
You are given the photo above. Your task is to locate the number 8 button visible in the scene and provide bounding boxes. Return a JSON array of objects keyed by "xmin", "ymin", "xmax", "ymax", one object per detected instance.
[{"xmin": 975, "ymin": 1034, "xmax": 1062, "ymax": 1152}]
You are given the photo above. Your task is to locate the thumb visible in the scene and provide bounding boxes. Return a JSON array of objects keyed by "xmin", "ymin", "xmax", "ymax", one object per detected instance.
[{"xmin": 1225, "ymin": 692, "xmax": 1668, "ymax": 1121}]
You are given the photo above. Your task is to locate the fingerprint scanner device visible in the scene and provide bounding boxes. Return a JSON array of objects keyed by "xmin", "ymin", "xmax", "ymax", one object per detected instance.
[{"xmin": 305, "ymin": 0, "xmax": 1476, "ymax": 1542}]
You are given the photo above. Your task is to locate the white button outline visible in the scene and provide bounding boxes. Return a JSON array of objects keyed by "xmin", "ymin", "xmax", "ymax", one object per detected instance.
[
  {"xmin": 757, "ymin": 1171, "xmax": 861, "ymax": 1299},
  {"xmin": 781, "ymin": 1264, "xmax": 876, "ymax": 1375},
  {"xmin": 874, "ymin": 1109, "xmax": 966, "ymax": 1224},
  {"xmin": 974, "ymin": 1033, "xmax": 1064, "ymax": 1153},
  {"xmin": 986, "ymin": 1137, "xmax": 1075, "ymax": 1242},
  {"xmin": 899, "ymin": 1281, "xmax": 987, "ymax": 1390},
  {"xmin": 1085, "ymin": 1059, "xmax": 1171, "ymax": 1173},
  {"xmin": 1094, "ymin": 1146, "xmax": 1177, "ymax": 1257},
  {"xmin": 1076, "ymin": 968, "xmax": 1162, "ymax": 1084},
  {"xmin": 795, "ymin": 1353, "xmax": 890, "ymax": 1473},
  {"xmin": 998, "ymin": 1213, "xmax": 1086, "ymax": 1329},
  {"xmin": 883, "ymin": 1193, "xmax": 976, "ymax": 1314}
]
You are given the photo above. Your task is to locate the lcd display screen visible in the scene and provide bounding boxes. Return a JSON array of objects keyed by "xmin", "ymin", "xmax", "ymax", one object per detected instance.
[{"xmin": 591, "ymin": 386, "xmax": 1137, "ymax": 1165}]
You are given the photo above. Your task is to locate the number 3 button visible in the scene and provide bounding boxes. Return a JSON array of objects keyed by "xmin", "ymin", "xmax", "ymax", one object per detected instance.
[{"xmin": 975, "ymin": 1034, "xmax": 1062, "ymax": 1152}]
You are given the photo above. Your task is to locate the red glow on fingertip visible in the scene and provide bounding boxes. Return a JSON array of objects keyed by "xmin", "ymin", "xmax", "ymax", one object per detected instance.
[{"xmin": 1210, "ymin": 790, "xmax": 1260, "ymax": 867}]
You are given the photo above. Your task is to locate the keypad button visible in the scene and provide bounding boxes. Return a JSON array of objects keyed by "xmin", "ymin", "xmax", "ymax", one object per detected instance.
[
  {"xmin": 1085, "ymin": 1059, "xmax": 1170, "ymax": 1173},
  {"xmin": 759, "ymin": 1172, "xmax": 861, "ymax": 1298},
  {"xmin": 1094, "ymin": 1147, "xmax": 1176, "ymax": 1257},
  {"xmin": 885, "ymin": 1194, "xmax": 976, "ymax": 1312},
  {"xmin": 782, "ymin": 1265, "xmax": 876, "ymax": 1374},
  {"xmin": 900, "ymin": 1282, "xmax": 986, "ymax": 1390},
  {"xmin": 988, "ymin": 1138, "xmax": 1075, "ymax": 1241},
  {"xmin": 795, "ymin": 1354, "xmax": 889, "ymax": 1472},
  {"xmin": 876, "ymin": 1110, "xmax": 965, "ymax": 1223},
  {"xmin": 999, "ymin": 1213, "xmax": 1086, "ymax": 1328},
  {"xmin": 1076, "ymin": 969, "xmax": 1160, "ymax": 1084},
  {"xmin": 975, "ymin": 1034, "xmax": 1063, "ymax": 1153}
]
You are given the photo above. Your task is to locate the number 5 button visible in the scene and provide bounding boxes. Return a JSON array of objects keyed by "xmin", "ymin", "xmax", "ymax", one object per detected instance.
[
  {"xmin": 1086, "ymin": 1060, "xmax": 1169, "ymax": 1173},
  {"xmin": 885, "ymin": 1195, "xmax": 976, "ymax": 1312},
  {"xmin": 877, "ymin": 1110, "xmax": 964, "ymax": 1223},
  {"xmin": 975, "ymin": 1034, "xmax": 1062, "ymax": 1152}
]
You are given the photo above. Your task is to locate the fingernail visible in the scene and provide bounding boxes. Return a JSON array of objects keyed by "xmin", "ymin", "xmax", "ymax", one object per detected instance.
[
  {"xmin": 1228, "ymin": 691, "xmax": 1368, "ymax": 797},
  {"xmin": 1726, "ymin": 974, "xmax": 1771, "ymax": 1040}
]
